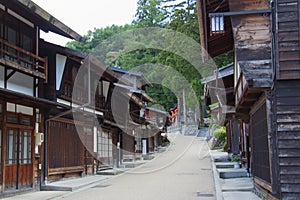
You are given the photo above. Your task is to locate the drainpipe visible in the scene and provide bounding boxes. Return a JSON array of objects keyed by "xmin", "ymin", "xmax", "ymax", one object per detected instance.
[{"xmin": 43, "ymin": 56, "xmax": 92, "ymax": 185}]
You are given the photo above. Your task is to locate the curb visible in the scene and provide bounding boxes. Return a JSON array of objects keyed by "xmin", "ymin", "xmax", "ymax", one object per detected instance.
[{"xmin": 206, "ymin": 143, "xmax": 223, "ymax": 200}]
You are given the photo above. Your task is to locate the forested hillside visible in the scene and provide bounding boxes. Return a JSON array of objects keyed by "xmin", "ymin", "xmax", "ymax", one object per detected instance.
[{"xmin": 66, "ymin": 0, "xmax": 233, "ymax": 112}]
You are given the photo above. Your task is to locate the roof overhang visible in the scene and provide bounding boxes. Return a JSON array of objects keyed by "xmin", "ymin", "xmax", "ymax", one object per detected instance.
[{"xmin": 3, "ymin": 0, "xmax": 83, "ymax": 41}]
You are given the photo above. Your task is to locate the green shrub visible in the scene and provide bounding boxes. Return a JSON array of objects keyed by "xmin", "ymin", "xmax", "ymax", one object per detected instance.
[
  {"xmin": 213, "ymin": 127, "xmax": 226, "ymax": 147},
  {"xmin": 222, "ymin": 141, "xmax": 228, "ymax": 151},
  {"xmin": 231, "ymin": 155, "xmax": 241, "ymax": 162}
]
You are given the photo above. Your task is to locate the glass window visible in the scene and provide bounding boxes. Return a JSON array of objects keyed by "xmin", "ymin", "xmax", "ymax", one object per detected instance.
[
  {"xmin": 6, "ymin": 130, "xmax": 17, "ymax": 165},
  {"xmin": 135, "ymin": 136, "xmax": 142, "ymax": 152},
  {"xmin": 6, "ymin": 129, "xmax": 32, "ymax": 165},
  {"xmin": 7, "ymin": 102, "xmax": 15, "ymax": 112},
  {"xmin": 210, "ymin": 15, "xmax": 225, "ymax": 34},
  {"xmin": 97, "ymin": 130, "xmax": 113, "ymax": 164},
  {"xmin": 19, "ymin": 131, "xmax": 31, "ymax": 164}
]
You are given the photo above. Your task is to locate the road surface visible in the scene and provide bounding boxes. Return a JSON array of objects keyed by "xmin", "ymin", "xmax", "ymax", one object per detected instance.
[{"xmin": 58, "ymin": 133, "xmax": 216, "ymax": 200}]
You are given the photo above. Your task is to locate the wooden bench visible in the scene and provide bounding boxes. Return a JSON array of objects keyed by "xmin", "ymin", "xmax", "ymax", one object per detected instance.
[{"xmin": 48, "ymin": 166, "xmax": 84, "ymax": 176}]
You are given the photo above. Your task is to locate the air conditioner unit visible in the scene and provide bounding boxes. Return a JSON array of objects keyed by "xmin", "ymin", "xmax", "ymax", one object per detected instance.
[{"xmin": 36, "ymin": 132, "xmax": 44, "ymax": 146}]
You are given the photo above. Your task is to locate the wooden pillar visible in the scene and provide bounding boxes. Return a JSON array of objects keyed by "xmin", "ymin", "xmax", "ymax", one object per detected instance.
[
  {"xmin": 266, "ymin": 90, "xmax": 279, "ymax": 194},
  {"xmin": 231, "ymin": 119, "xmax": 240, "ymax": 155},
  {"xmin": 2, "ymin": 102, "xmax": 6, "ymax": 192}
]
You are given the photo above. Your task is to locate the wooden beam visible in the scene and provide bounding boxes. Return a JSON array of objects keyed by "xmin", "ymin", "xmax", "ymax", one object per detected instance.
[
  {"xmin": 17, "ymin": 0, "xmax": 83, "ymax": 41},
  {"xmin": 2, "ymin": 102, "xmax": 7, "ymax": 192},
  {"xmin": 254, "ymin": 177, "xmax": 273, "ymax": 193},
  {"xmin": 6, "ymin": 70, "xmax": 16, "ymax": 80},
  {"xmin": 209, "ymin": 9, "xmax": 271, "ymax": 17},
  {"xmin": 196, "ymin": 0, "xmax": 208, "ymax": 61}
]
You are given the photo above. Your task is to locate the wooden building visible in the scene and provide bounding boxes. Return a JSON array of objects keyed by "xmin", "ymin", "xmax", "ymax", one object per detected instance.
[
  {"xmin": 0, "ymin": 0, "xmax": 165, "ymax": 195},
  {"xmin": 108, "ymin": 67, "xmax": 168, "ymax": 160},
  {"xmin": 0, "ymin": 0, "xmax": 82, "ymax": 194},
  {"xmin": 198, "ymin": 0, "xmax": 300, "ymax": 199}
]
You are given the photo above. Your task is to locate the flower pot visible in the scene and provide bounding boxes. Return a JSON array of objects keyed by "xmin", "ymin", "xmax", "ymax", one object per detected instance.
[{"xmin": 234, "ymin": 162, "xmax": 240, "ymax": 168}]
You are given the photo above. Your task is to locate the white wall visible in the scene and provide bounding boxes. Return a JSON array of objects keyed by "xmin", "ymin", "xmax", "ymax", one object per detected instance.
[
  {"xmin": 7, "ymin": 71, "xmax": 33, "ymax": 96},
  {"xmin": 0, "ymin": 66, "xmax": 4, "ymax": 88},
  {"xmin": 56, "ymin": 54, "xmax": 67, "ymax": 91}
]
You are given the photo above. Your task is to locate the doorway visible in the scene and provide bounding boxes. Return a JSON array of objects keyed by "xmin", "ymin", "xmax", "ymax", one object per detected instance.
[{"xmin": 5, "ymin": 128, "xmax": 33, "ymax": 189}]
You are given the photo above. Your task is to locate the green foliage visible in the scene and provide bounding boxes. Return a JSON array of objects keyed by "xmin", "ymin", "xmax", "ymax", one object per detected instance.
[
  {"xmin": 213, "ymin": 53, "xmax": 234, "ymax": 68},
  {"xmin": 66, "ymin": 0, "xmax": 226, "ymax": 112},
  {"xmin": 231, "ymin": 155, "xmax": 241, "ymax": 162},
  {"xmin": 66, "ymin": 24, "xmax": 134, "ymax": 53},
  {"xmin": 213, "ymin": 126, "xmax": 226, "ymax": 147},
  {"xmin": 222, "ymin": 141, "xmax": 228, "ymax": 152},
  {"xmin": 133, "ymin": 0, "xmax": 169, "ymax": 27}
]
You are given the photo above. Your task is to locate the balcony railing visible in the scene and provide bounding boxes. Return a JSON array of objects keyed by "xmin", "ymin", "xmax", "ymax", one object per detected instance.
[
  {"xmin": 61, "ymin": 80, "xmax": 106, "ymax": 110},
  {"xmin": 0, "ymin": 38, "xmax": 48, "ymax": 81}
]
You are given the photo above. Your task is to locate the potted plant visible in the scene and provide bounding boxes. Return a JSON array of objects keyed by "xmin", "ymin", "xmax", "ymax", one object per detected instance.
[{"xmin": 231, "ymin": 155, "xmax": 241, "ymax": 168}]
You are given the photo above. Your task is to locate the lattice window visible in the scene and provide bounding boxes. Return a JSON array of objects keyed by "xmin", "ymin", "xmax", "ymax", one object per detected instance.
[
  {"xmin": 210, "ymin": 15, "xmax": 225, "ymax": 34},
  {"xmin": 251, "ymin": 102, "xmax": 271, "ymax": 183},
  {"xmin": 135, "ymin": 136, "xmax": 142, "ymax": 153},
  {"xmin": 6, "ymin": 129, "xmax": 32, "ymax": 165},
  {"xmin": 19, "ymin": 130, "xmax": 32, "ymax": 164},
  {"xmin": 97, "ymin": 130, "xmax": 113, "ymax": 164},
  {"xmin": 6, "ymin": 129, "xmax": 18, "ymax": 165}
]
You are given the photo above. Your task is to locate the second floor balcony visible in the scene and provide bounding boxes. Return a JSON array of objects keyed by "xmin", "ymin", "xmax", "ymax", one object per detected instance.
[
  {"xmin": 234, "ymin": 60, "xmax": 272, "ymax": 116},
  {"xmin": 0, "ymin": 38, "xmax": 48, "ymax": 82}
]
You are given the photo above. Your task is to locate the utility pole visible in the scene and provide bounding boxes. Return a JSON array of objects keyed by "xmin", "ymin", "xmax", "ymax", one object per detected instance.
[
  {"xmin": 182, "ymin": 88, "xmax": 187, "ymax": 135},
  {"xmin": 183, "ymin": 89, "xmax": 187, "ymax": 124}
]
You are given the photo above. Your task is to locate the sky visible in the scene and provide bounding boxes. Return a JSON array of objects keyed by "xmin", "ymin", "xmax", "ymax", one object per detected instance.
[{"xmin": 32, "ymin": 0, "xmax": 138, "ymax": 45}]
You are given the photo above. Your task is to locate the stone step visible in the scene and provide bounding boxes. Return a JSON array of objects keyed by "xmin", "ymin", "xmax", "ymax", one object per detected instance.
[
  {"xmin": 97, "ymin": 165, "xmax": 113, "ymax": 171},
  {"xmin": 96, "ymin": 169, "xmax": 124, "ymax": 176},
  {"xmin": 218, "ymin": 168, "xmax": 249, "ymax": 179},
  {"xmin": 215, "ymin": 162, "xmax": 236, "ymax": 169},
  {"xmin": 120, "ymin": 162, "xmax": 145, "ymax": 168},
  {"xmin": 142, "ymin": 155, "xmax": 155, "ymax": 160}
]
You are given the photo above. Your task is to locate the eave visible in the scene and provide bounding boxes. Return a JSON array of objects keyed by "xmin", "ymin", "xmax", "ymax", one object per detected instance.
[{"xmin": 3, "ymin": 0, "xmax": 83, "ymax": 41}]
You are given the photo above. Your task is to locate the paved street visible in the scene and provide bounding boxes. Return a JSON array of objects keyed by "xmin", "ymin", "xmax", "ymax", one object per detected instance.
[{"xmin": 54, "ymin": 134, "xmax": 215, "ymax": 200}]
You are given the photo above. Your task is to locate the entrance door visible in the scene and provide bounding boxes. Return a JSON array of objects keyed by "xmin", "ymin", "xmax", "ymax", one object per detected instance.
[
  {"xmin": 5, "ymin": 128, "xmax": 33, "ymax": 189},
  {"xmin": 97, "ymin": 130, "xmax": 113, "ymax": 166}
]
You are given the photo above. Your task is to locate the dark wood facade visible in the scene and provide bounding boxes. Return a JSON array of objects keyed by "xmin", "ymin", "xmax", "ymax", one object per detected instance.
[
  {"xmin": 199, "ymin": 0, "xmax": 300, "ymax": 199},
  {"xmin": 196, "ymin": 0, "xmax": 234, "ymax": 59},
  {"xmin": 0, "ymin": 0, "xmax": 168, "ymax": 196},
  {"xmin": 0, "ymin": 0, "xmax": 81, "ymax": 194}
]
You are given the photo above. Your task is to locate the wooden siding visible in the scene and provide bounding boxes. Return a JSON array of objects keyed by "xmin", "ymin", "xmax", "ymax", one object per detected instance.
[
  {"xmin": 207, "ymin": 0, "xmax": 234, "ymax": 57},
  {"xmin": 276, "ymin": 80, "xmax": 300, "ymax": 199},
  {"xmin": 47, "ymin": 120, "xmax": 94, "ymax": 178},
  {"xmin": 229, "ymin": 0, "xmax": 272, "ymax": 88},
  {"xmin": 276, "ymin": 0, "xmax": 300, "ymax": 79}
]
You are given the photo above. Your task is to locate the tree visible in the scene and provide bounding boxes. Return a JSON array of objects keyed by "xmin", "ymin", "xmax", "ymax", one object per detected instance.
[
  {"xmin": 65, "ymin": 0, "xmax": 232, "ymax": 113},
  {"xmin": 66, "ymin": 24, "xmax": 134, "ymax": 53},
  {"xmin": 133, "ymin": 0, "xmax": 169, "ymax": 27}
]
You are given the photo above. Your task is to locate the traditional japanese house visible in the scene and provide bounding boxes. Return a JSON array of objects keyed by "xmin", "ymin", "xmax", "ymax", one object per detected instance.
[
  {"xmin": 198, "ymin": 0, "xmax": 300, "ymax": 199},
  {"xmin": 0, "ymin": 0, "xmax": 82, "ymax": 194},
  {"xmin": 145, "ymin": 107, "xmax": 169, "ymax": 152},
  {"xmin": 39, "ymin": 41, "xmax": 100, "ymax": 181},
  {"xmin": 108, "ymin": 67, "xmax": 167, "ymax": 160},
  {"xmin": 39, "ymin": 41, "xmax": 157, "ymax": 177},
  {"xmin": 201, "ymin": 63, "xmax": 244, "ymax": 155}
]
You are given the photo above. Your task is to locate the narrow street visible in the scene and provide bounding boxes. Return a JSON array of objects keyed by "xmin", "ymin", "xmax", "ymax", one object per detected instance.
[{"xmin": 57, "ymin": 134, "xmax": 215, "ymax": 200}]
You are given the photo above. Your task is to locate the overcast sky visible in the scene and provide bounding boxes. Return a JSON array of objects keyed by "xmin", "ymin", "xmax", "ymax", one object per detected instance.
[{"xmin": 32, "ymin": 0, "xmax": 138, "ymax": 45}]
